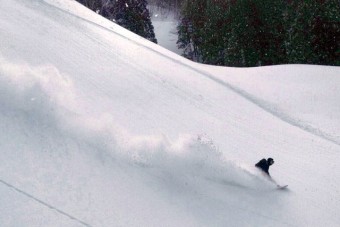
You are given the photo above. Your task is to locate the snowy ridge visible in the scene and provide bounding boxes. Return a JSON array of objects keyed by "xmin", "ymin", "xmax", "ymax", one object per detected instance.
[
  {"xmin": 200, "ymin": 64, "xmax": 340, "ymax": 146},
  {"xmin": 200, "ymin": 67, "xmax": 340, "ymax": 146}
]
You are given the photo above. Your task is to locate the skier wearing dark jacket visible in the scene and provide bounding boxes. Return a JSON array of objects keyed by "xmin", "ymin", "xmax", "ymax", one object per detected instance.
[{"xmin": 255, "ymin": 158, "xmax": 274, "ymax": 176}]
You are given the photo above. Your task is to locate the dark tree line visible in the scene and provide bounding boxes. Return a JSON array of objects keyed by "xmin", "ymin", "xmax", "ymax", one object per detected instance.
[
  {"xmin": 76, "ymin": 0, "xmax": 157, "ymax": 43},
  {"xmin": 76, "ymin": 0, "xmax": 103, "ymax": 13},
  {"xmin": 177, "ymin": 0, "xmax": 340, "ymax": 67}
]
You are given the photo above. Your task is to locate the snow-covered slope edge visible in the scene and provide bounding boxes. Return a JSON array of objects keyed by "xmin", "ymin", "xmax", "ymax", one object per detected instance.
[{"xmin": 199, "ymin": 64, "xmax": 340, "ymax": 146}]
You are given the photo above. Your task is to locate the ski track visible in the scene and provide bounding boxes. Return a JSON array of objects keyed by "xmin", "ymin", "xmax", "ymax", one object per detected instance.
[
  {"xmin": 0, "ymin": 179, "xmax": 92, "ymax": 227},
  {"xmin": 43, "ymin": 0, "xmax": 340, "ymax": 148}
]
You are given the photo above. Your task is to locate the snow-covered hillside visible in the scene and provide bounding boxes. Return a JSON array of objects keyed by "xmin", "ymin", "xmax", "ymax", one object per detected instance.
[{"xmin": 0, "ymin": 0, "xmax": 340, "ymax": 226}]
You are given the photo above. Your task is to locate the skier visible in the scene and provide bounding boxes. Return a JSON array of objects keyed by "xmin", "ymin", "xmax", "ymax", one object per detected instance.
[
  {"xmin": 255, "ymin": 158, "xmax": 274, "ymax": 176},
  {"xmin": 255, "ymin": 158, "xmax": 287, "ymax": 189}
]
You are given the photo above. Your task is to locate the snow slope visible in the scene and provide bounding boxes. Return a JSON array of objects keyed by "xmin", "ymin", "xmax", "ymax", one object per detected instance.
[{"xmin": 0, "ymin": 0, "xmax": 340, "ymax": 226}]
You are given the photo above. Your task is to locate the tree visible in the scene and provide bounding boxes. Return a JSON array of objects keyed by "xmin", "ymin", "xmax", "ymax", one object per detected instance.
[
  {"xmin": 309, "ymin": 0, "xmax": 340, "ymax": 65},
  {"xmin": 103, "ymin": 0, "xmax": 157, "ymax": 43},
  {"xmin": 177, "ymin": 0, "xmax": 208, "ymax": 61},
  {"xmin": 201, "ymin": 0, "xmax": 230, "ymax": 65},
  {"xmin": 76, "ymin": 0, "xmax": 102, "ymax": 12},
  {"xmin": 283, "ymin": 0, "xmax": 340, "ymax": 65},
  {"xmin": 177, "ymin": 0, "xmax": 339, "ymax": 67}
]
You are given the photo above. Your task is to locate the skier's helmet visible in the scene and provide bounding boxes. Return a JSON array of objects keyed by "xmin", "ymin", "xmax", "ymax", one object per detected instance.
[{"xmin": 267, "ymin": 158, "xmax": 274, "ymax": 165}]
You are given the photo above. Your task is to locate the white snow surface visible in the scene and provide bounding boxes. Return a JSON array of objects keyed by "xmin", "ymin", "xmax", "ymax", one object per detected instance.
[{"xmin": 0, "ymin": 0, "xmax": 340, "ymax": 226}]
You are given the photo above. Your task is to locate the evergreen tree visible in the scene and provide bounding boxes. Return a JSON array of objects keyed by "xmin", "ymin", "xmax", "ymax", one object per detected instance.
[
  {"xmin": 224, "ymin": 0, "xmax": 287, "ymax": 66},
  {"xmin": 309, "ymin": 0, "xmax": 340, "ymax": 65},
  {"xmin": 100, "ymin": 0, "xmax": 157, "ymax": 43},
  {"xmin": 177, "ymin": 16, "xmax": 196, "ymax": 60},
  {"xmin": 111, "ymin": 0, "xmax": 157, "ymax": 43},
  {"xmin": 201, "ymin": 0, "xmax": 230, "ymax": 65},
  {"xmin": 284, "ymin": 1, "xmax": 318, "ymax": 64},
  {"xmin": 226, "ymin": 0, "xmax": 261, "ymax": 66},
  {"xmin": 256, "ymin": 0, "xmax": 287, "ymax": 65},
  {"xmin": 177, "ymin": 0, "xmax": 207, "ymax": 61},
  {"xmin": 284, "ymin": 0, "xmax": 340, "ymax": 65},
  {"xmin": 76, "ymin": 0, "xmax": 102, "ymax": 12},
  {"xmin": 177, "ymin": 0, "xmax": 339, "ymax": 67}
]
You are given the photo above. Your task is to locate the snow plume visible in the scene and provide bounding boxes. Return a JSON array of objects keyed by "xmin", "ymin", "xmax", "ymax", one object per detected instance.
[
  {"xmin": 0, "ymin": 58, "xmax": 76, "ymax": 123},
  {"xmin": 0, "ymin": 58, "xmax": 271, "ymax": 192},
  {"xmin": 0, "ymin": 58, "xmax": 120, "ymax": 157},
  {"xmin": 0, "ymin": 60, "xmax": 280, "ymax": 226},
  {"xmin": 119, "ymin": 133, "xmax": 274, "ymax": 192}
]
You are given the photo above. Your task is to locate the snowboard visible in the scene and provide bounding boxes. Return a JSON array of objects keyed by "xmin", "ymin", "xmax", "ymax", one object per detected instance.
[{"xmin": 277, "ymin": 185, "xmax": 288, "ymax": 189}]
